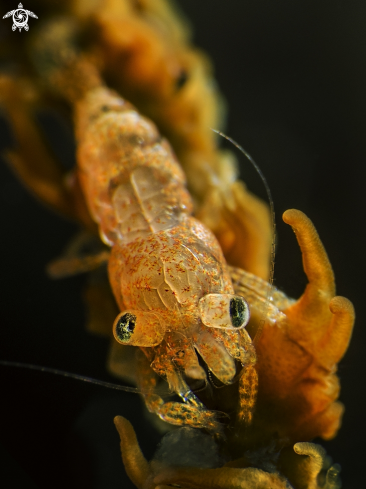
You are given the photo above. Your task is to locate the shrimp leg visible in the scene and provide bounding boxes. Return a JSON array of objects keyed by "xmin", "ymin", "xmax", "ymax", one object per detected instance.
[{"xmin": 135, "ymin": 350, "xmax": 223, "ymax": 434}]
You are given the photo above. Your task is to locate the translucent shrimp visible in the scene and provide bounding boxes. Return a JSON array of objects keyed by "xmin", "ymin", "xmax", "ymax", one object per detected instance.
[{"xmin": 69, "ymin": 81, "xmax": 256, "ymax": 432}]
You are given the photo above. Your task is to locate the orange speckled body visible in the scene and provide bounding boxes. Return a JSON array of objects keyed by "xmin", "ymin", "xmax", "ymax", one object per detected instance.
[
  {"xmin": 74, "ymin": 86, "xmax": 254, "ymax": 429},
  {"xmin": 109, "ymin": 217, "xmax": 232, "ymax": 324}
]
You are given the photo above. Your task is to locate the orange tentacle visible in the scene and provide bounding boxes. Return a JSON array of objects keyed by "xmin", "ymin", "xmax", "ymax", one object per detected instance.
[
  {"xmin": 283, "ymin": 209, "xmax": 336, "ymax": 349},
  {"xmin": 114, "ymin": 416, "xmax": 152, "ymax": 489},
  {"xmin": 320, "ymin": 296, "xmax": 355, "ymax": 367}
]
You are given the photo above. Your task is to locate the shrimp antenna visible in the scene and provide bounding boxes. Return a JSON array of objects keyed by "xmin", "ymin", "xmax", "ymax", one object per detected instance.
[
  {"xmin": 0, "ymin": 360, "xmax": 141, "ymax": 394},
  {"xmin": 211, "ymin": 129, "xmax": 276, "ymax": 341}
]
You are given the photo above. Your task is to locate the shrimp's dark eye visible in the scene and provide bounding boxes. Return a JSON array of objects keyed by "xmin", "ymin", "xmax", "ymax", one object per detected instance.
[
  {"xmin": 230, "ymin": 297, "xmax": 248, "ymax": 328},
  {"xmin": 113, "ymin": 310, "xmax": 165, "ymax": 346},
  {"xmin": 115, "ymin": 313, "xmax": 136, "ymax": 342},
  {"xmin": 199, "ymin": 294, "xmax": 250, "ymax": 330}
]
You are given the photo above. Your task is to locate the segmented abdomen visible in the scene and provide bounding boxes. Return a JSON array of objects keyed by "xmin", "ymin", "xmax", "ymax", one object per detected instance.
[{"xmin": 76, "ymin": 87, "xmax": 193, "ymax": 246}]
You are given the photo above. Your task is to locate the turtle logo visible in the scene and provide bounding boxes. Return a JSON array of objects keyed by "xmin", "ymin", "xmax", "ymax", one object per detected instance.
[{"xmin": 3, "ymin": 3, "xmax": 38, "ymax": 32}]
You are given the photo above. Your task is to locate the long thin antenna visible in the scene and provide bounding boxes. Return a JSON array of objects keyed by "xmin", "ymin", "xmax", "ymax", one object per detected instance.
[
  {"xmin": 0, "ymin": 360, "xmax": 140, "ymax": 394},
  {"xmin": 212, "ymin": 129, "xmax": 276, "ymax": 342}
]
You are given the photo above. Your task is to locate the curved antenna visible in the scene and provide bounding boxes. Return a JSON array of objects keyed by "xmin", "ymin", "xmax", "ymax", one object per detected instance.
[
  {"xmin": 0, "ymin": 360, "xmax": 141, "ymax": 394},
  {"xmin": 211, "ymin": 129, "xmax": 276, "ymax": 343}
]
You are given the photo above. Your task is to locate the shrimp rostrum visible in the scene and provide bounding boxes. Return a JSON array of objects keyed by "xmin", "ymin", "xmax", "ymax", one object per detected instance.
[{"xmin": 31, "ymin": 50, "xmax": 257, "ymax": 432}]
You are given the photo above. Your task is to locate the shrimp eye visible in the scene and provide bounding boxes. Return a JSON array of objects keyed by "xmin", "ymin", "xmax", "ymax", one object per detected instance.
[
  {"xmin": 115, "ymin": 312, "xmax": 136, "ymax": 342},
  {"xmin": 230, "ymin": 297, "xmax": 247, "ymax": 328},
  {"xmin": 199, "ymin": 294, "xmax": 250, "ymax": 330},
  {"xmin": 113, "ymin": 310, "xmax": 166, "ymax": 346}
]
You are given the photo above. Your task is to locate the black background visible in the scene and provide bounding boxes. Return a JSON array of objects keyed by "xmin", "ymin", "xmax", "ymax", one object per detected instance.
[{"xmin": 0, "ymin": 1, "xmax": 365, "ymax": 487}]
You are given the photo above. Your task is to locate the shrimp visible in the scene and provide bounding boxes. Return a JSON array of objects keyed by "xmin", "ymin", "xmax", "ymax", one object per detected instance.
[{"xmin": 70, "ymin": 77, "xmax": 258, "ymax": 431}]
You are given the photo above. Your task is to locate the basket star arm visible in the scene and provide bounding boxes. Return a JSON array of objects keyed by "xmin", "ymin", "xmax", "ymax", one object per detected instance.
[{"xmin": 252, "ymin": 209, "xmax": 354, "ymax": 443}]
